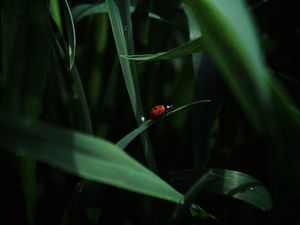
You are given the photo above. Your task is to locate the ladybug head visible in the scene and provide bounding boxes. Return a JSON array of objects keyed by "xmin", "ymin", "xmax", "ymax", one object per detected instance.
[{"xmin": 165, "ymin": 105, "xmax": 173, "ymax": 112}]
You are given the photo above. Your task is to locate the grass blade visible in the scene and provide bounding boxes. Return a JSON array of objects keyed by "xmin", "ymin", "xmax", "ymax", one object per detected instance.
[
  {"xmin": 105, "ymin": 0, "xmax": 157, "ymax": 172},
  {"xmin": 71, "ymin": 3, "xmax": 107, "ymax": 23},
  {"xmin": 183, "ymin": 0, "xmax": 270, "ymax": 131},
  {"xmin": 183, "ymin": 0, "xmax": 300, "ymax": 138},
  {"xmin": 71, "ymin": 3, "xmax": 183, "ymax": 32},
  {"xmin": 51, "ymin": 0, "xmax": 76, "ymax": 69},
  {"xmin": 117, "ymin": 100, "xmax": 211, "ymax": 149},
  {"xmin": 1, "ymin": 1, "xmax": 54, "ymax": 224},
  {"xmin": 47, "ymin": 6, "xmax": 93, "ymax": 134},
  {"xmin": 0, "ymin": 112, "xmax": 183, "ymax": 203},
  {"xmin": 121, "ymin": 37, "xmax": 205, "ymax": 62},
  {"xmin": 169, "ymin": 169, "xmax": 273, "ymax": 211}
]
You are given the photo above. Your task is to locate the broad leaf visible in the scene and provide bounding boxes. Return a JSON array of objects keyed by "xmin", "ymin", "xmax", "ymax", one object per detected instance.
[{"xmin": 0, "ymin": 112, "xmax": 183, "ymax": 203}]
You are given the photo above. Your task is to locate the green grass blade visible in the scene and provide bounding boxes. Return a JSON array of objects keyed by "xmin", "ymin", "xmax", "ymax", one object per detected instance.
[
  {"xmin": 71, "ymin": 3, "xmax": 183, "ymax": 31},
  {"xmin": 105, "ymin": 0, "xmax": 157, "ymax": 172},
  {"xmin": 70, "ymin": 65, "xmax": 93, "ymax": 134},
  {"xmin": 0, "ymin": 112, "xmax": 183, "ymax": 203},
  {"xmin": 1, "ymin": 1, "xmax": 54, "ymax": 224},
  {"xmin": 184, "ymin": 0, "xmax": 300, "ymax": 136},
  {"xmin": 183, "ymin": 0, "xmax": 270, "ymax": 131},
  {"xmin": 170, "ymin": 169, "xmax": 273, "ymax": 211},
  {"xmin": 182, "ymin": 3, "xmax": 202, "ymax": 75},
  {"xmin": 47, "ymin": 8, "xmax": 93, "ymax": 134},
  {"xmin": 105, "ymin": 0, "xmax": 142, "ymax": 121},
  {"xmin": 50, "ymin": 0, "xmax": 63, "ymax": 33},
  {"xmin": 61, "ymin": 0, "xmax": 76, "ymax": 69},
  {"xmin": 120, "ymin": 37, "xmax": 205, "ymax": 62},
  {"xmin": 51, "ymin": 0, "xmax": 76, "ymax": 69},
  {"xmin": 71, "ymin": 3, "xmax": 107, "ymax": 23},
  {"xmin": 117, "ymin": 100, "xmax": 210, "ymax": 149}
]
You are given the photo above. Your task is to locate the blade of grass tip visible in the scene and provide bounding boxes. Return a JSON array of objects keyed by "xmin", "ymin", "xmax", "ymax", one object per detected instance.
[
  {"xmin": 50, "ymin": 0, "xmax": 63, "ymax": 33},
  {"xmin": 106, "ymin": 0, "xmax": 157, "ymax": 172},
  {"xmin": 120, "ymin": 37, "xmax": 205, "ymax": 62},
  {"xmin": 117, "ymin": 100, "xmax": 211, "ymax": 149}
]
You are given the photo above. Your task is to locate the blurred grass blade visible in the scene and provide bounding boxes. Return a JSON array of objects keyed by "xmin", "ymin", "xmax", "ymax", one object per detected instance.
[
  {"xmin": 169, "ymin": 169, "xmax": 273, "ymax": 211},
  {"xmin": 121, "ymin": 37, "xmax": 205, "ymax": 62},
  {"xmin": 183, "ymin": 0, "xmax": 271, "ymax": 131},
  {"xmin": 117, "ymin": 100, "xmax": 210, "ymax": 149},
  {"xmin": 0, "ymin": 112, "xmax": 183, "ymax": 203},
  {"xmin": 182, "ymin": 3, "xmax": 202, "ymax": 75},
  {"xmin": 1, "ymin": 1, "xmax": 54, "ymax": 224},
  {"xmin": 184, "ymin": 1, "xmax": 300, "ymax": 192}
]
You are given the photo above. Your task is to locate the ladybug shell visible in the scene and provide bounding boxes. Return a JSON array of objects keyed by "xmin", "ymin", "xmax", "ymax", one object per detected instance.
[{"xmin": 149, "ymin": 105, "xmax": 166, "ymax": 119}]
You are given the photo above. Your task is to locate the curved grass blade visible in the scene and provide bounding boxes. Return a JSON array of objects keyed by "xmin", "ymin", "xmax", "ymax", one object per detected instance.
[
  {"xmin": 71, "ymin": 3, "xmax": 184, "ymax": 31},
  {"xmin": 46, "ymin": 7, "xmax": 92, "ymax": 134},
  {"xmin": 171, "ymin": 170, "xmax": 225, "ymax": 225},
  {"xmin": 120, "ymin": 37, "xmax": 205, "ymax": 62},
  {"xmin": 117, "ymin": 100, "xmax": 211, "ymax": 149},
  {"xmin": 169, "ymin": 168, "xmax": 273, "ymax": 211},
  {"xmin": 61, "ymin": 0, "xmax": 76, "ymax": 69},
  {"xmin": 51, "ymin": 0, "xmax": 76, "ymax": 69},
  {"xmin": 71, "ymin": 3, "xmax": 107, "ymax": 22},
  {"xmin": 0, "ymin": 112, "xmax": 183, "ymax": 203}
]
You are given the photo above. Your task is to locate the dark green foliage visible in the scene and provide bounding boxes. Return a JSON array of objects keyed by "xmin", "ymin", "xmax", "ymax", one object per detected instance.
[{"xmin": 0, "ymin": 0, "xmax": 299, "ymax": 225}]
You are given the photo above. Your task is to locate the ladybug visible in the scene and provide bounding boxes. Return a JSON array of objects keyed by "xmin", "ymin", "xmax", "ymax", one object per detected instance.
[{"xmin": 149, "ymin": 104, "xmax": 173, "ymax": 119}]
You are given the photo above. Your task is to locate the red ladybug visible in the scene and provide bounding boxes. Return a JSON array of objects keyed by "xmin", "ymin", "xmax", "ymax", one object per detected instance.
[{"xmin": 149, "ymin": 104, "xmax": 173, "ymax": 119}]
